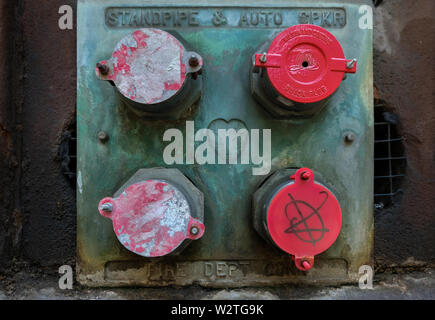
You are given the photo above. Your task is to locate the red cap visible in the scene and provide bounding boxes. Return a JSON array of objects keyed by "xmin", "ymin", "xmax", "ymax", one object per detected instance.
[
  {"xmin": 266, "ymin": 168, "xmax": 342, "ymax": 270},
  {"xmin": 255, "ymin": 24, "xmax": 357, "ymax": 104},
  {"xmin": 98, "ymin": 180, "xmax": 205, "ymax": 257}
]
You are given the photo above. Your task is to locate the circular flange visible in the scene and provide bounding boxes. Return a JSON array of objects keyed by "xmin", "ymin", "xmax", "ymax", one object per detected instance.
[
  {"xmin": 96, "ymin": 29, "xmax": 202, "ymax": 105},
  {"xmin": 98, "ymin": 179, "xmax": 205, "ymax": 257},
  {"xmin": 265, "ymin": 24, "xmax": 349, "ymax": 104},
  {"xmin": 266, "ymin": 168, "xmax": 342, "ymax": 258}
]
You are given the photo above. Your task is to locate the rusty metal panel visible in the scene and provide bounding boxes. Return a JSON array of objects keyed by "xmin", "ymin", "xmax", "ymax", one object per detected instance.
[{"xmin": 77, "ymin": 0, "xmax": 373, "ymax": 286}]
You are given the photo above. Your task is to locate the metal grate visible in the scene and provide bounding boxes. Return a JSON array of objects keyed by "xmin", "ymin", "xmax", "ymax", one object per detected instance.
[
  {"xmin": 374, "ymin": 100, "xmax": 406, "ymax": 210},
  {"xmin": 59, "ymin": 119, "xmax": 77, "ymax": 191}
]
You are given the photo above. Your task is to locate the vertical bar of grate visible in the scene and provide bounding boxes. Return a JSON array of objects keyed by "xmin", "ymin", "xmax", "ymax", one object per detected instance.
[
  {"xmin": 387, "ymin": 122, "xmax": 393, "ymax": 203},
  {"xmin": 59, "ymin": 119, "xmax": 77, "ymax": 191}
]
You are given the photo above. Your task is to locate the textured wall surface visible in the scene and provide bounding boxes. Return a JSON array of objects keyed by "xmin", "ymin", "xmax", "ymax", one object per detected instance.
[
  {"xmin": 20, "ymin": 0, "xmax": 77, "ymax": 266},
  {"xmin": 0, "ymin": 0, "xmax": 433, "ymax": 270},
  {"xmin": 0, "ymin": 0, "xmax": 21, "ymax": 268},
  {"xmin": 373, "ymin": 0, "xmax": 435, "ymax": 266}
]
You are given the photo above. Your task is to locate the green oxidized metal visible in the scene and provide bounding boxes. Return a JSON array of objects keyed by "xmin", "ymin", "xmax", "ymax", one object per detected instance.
[{"xmin": 77, "ymin": 0, "xmax": 373, "ymax": 286}]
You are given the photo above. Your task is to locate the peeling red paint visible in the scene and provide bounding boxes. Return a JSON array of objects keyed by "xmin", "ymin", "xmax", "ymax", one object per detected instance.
[
  {"xmin": 133, "ymin": 30, "xmax": 149, "ymax": 48},
  {"xmin": 164, "ymin": 81, "xmax": 181, "ymax": 91}
]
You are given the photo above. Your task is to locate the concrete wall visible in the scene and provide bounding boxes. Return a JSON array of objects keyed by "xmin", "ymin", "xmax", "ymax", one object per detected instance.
[
  {"xmin": 20, "ymin": 0, "xmax": 77, "ymax": 266},
  {"xmin": 0, "ymin": 0, "xmax": 433, "ymax": 270},
  {"xmin": 0, "ymin": 0, "xmax": 21, "ymax": 268},
  {"xmin": 373, "ymin": 0, "xmax": 435, "ymax": 266}
]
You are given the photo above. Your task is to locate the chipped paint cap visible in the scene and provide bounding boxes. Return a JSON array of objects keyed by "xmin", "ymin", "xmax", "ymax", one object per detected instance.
[
  {"xmin": 98, "ymin": 179, "xmax": 205, "ymax": 257},
  {"xmin": 96, "ymin": 28, "xmax": 203, "ymax": 105}
]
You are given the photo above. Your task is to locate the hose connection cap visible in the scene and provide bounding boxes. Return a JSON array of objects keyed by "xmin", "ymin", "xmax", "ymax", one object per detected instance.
[{"xmin": 254, "ymin": 24, "xmax": 357, "ymax": 104}]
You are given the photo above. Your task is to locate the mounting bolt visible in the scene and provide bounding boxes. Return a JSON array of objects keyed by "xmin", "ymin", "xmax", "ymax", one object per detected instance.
[
  {"xmin": 96, "ymin": 62, "xmax": 110, "ymax": 76},
  {"xmin": 301, "ymin": 260, "xmax": 311, "ymax": 270},
  {"xmin": 259, "ymin": 52, "xmax": 267, "ymax": 63},
  {"xmin": 344, "ymin": 132, "xmax": 355, "ymax": 143},
  {"xmin": 301, "ymin": 171, "xmax": 311, "ymax": 180},
  {"xmin": 189, "ymin": 55, "xmax": 199, "ymax": 68},
  {"xmin": 98, "ymin": 131, "xmax": 109, "ymax": 143},
  {"xmin": 100, "ymin": 203, "xmax": 113, "ymax": 212},
  {"xmin": 346, "ymin": 59, "xmax": 357, "ymax": 69},
  {"xmin": 190, "ymin": 226, "xmax": 199, "ymax": 236}
]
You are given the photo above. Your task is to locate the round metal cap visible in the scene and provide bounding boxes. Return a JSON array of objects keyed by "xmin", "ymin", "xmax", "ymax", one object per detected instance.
[
  {"xmin": 96, "ymin": 29, "xmax": 200, "ymax": 105},
  {"xmin": 98, "ymin": 179, "xmax": 205, "ymax": 257},
  {"xmin": 266, "ymin": 168, "xmax": 342, "ymax": 258},
  {"xmin": 260, "ymin": 24, "xmax": 355, "ymax": 104}
]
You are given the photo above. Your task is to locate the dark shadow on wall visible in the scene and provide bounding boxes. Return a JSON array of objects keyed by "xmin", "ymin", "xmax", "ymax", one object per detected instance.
[
  {"xmin": 19, "ymin": 0, "xmax": 77, "ymax": 267},
  {"xmin": 0, "ymin": 0, "xmax": 24, "ymax": 269}
]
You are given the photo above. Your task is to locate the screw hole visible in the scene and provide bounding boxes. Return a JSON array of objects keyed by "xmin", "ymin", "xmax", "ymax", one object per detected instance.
[{"xmin": 302, "ymin": 61, "xmax": 309, "ymax": 68}]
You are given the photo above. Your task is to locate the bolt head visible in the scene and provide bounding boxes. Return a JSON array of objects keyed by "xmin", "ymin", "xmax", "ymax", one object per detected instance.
[
  {"xmin": 96, "ymin": 63, "xmax": 110, "ymax": 76},
  {"xmin": 98, "ymin": 131, "xmax": 109, "ymax": 142},
  {"xmin": 190, "ymin": 226, "xmax": 199, "ymax": 235},
  {"xmin": 344, "ymin": 133, "xmax": 355, "ymax": 143},
  {"xmin": 301, "ymin": 260, "xmax": 311, "ymax": 270},
  {"xmin": 301, "ymin": 171, "xmax": 311, "ymax": 180},
  {"xmin": 346, "ymin": 59, "xmax": 357, "ymax": 69},
  {"xmin": 259, "ymin": 52, "xmax": 267, "ymax": 63},
  {"xmin": 100, "ymin": 203, "xmax": 113, "ymax": 212},
  {"xmin": 189, "ymin": 55, "xmax": 199, "ymax": 67}
]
